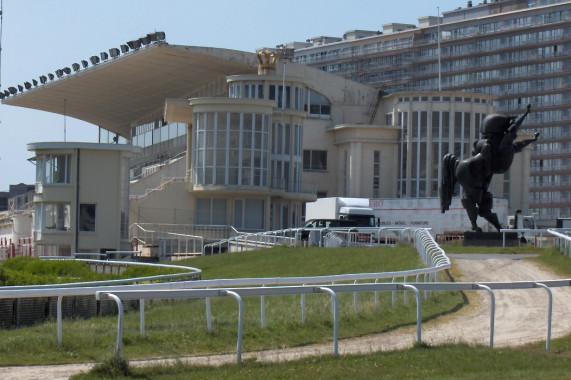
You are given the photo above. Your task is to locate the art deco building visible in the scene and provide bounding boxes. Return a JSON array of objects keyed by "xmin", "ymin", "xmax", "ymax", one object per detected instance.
[
  {"xmin": 1, "ymin": 35, "xmax": 527, "ymax": 242},
  {"xmin": 289, "ymin": 0, "xmax": 571, "ymax": 227}
]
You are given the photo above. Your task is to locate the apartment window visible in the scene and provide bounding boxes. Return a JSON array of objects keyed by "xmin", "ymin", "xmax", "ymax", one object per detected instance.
[
  {"xmin": 303, "ymin": 150, "xmax": 327, "ymax": 171},
  {"xmin": 79, "ymin": 204, "xmax": 96, "ymax": 232},
  {"xmin": 373, "ymin": 151, "xmax": 381, "ymax": 198}
]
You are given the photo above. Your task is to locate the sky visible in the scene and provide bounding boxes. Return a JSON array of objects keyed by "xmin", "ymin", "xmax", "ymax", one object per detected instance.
[{"xmin": 0, "ymin": 0, "xmax": 464, "ymax": 191}]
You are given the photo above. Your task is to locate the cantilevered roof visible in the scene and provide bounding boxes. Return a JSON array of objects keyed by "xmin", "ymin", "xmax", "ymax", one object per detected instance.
[{"xmin": 2, "ymin": 43, "xmax": 258, "ymax": 138}]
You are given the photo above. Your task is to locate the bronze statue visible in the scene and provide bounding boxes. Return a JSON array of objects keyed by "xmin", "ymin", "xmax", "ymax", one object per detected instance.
[{"xmin": 440, "ymin": 104, "xmax": 539, "ymax": 232}]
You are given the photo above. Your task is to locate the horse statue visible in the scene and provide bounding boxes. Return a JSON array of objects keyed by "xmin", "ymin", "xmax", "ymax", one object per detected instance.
[{"xmin": 440, "ymin": 104, "xmax": 539, "ymax": 232}]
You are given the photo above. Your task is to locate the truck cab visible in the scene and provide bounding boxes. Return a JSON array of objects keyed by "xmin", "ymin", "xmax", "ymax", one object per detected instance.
[{"xmin": 338, "ymin": 207, "xmax": 378, "ymax": 227}]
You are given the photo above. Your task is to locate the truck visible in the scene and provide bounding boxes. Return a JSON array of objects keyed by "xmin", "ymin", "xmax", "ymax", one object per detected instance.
[
  {"xmin": 368, "ymin": 197, "xmax": 508, "ymax": 236},
  {"xmin": 304, "ymin": 197, "xmax": 378, "ymax": 227}
]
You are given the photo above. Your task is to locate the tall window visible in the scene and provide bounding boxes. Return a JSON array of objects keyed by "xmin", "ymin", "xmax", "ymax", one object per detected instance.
[
  {"xmin": 43, "ymin": 203, "xmax": 71, "ymax": 231},
  {"xmin": 79, "ymin": 204, "xmax": 96, "ymax": 232},
  {"xmin": 196, "ymin": 198, "xmax": 227, "ymax": 225},
  {"xmin": 233, "ymin": 199, "xmax": 264, "ymax": 230},
  {"xmin": 37, "ymin": 154, "xmax": 72, "ymax": 184},
  {"xmin": 373, "ymin": 151, "xmax": 381, "ymax": 198}
]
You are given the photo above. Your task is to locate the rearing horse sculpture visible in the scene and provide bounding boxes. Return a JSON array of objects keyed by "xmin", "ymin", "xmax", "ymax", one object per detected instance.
[{"xmin": 440, "ymin": 104, "xmax": 539, "ymax": 232}]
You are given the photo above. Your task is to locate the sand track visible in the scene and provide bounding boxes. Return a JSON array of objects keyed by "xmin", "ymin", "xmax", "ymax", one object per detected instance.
[{"xmin": 3, "ymin": 254, "xmax": 571, "ymax": 379}]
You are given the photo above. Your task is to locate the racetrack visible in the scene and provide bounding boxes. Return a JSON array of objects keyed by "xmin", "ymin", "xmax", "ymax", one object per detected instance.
[{"xmin": 2, "ymin": 254, "xmax": 571, "ymax": 379}]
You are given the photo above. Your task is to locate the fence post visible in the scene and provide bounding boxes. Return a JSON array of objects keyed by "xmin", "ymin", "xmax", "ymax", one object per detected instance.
[
  {"xmin": 474, "ymin": 284, "xmax": 495, "ymax": 348},
  {"xmin": 402, "ymin": 284, "xmax": 421, "ymax": 344},
  {"xmin": 534, "ymin": 282, "xmax": 553, "ymax": 350},
  {"xmin": 317, "ymin": 287, "xmax": 338, "ymax": 357},
  {"xmin": 221, "ymin": 290, "xmax": 243, "ymax": 364}
]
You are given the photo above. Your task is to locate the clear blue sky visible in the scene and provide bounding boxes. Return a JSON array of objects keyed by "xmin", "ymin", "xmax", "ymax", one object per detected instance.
[{"xmin": 0, "ymin": 0, "xmax": 463, "ymax": 191}]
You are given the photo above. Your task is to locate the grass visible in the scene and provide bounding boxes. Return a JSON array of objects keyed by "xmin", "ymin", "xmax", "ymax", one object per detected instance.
[
  {"xmin": 0, "ymin": 256, "xmax": 189, "ymax": 286},
  {"xmin": 8, "ymin": 243, "xmax": 571, "ymax": 379},
  {"xmin": 0, "ymin": 245, "xmax": 466, "ymax": 366}
]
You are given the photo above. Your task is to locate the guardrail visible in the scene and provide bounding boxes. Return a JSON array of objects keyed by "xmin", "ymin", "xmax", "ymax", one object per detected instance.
[
  {"xmin": 0, "ymin": 229, "xmax": 447, "ymax": 346},
  {"xmin": 98, "ymin": 278, "xmax": 567, "ymax": 363},
  {"xmin": 204, "ymin": 227, "xmax": 419, "ymax": 254},
  {"xmin": 547, "ymin": 228, "xmax": 571, "ymax": 257},
  {"xmin": 0, "ymin": 259, "xmax": 201, "ymax": 331}
]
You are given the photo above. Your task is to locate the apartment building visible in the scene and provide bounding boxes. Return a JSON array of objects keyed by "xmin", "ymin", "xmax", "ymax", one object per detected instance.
[{"xmin": 290, "ymin": 0, "xmax": 570, "ymax": 227}]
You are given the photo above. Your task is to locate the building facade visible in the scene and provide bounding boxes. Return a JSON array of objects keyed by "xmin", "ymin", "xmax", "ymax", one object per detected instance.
[
  {"xmin": 289, "ymin": 0, "xmax": 570, "ymax": 226},
  {"xmin": 2, "ymin": 38, "xmax": 532, "ymax": 243},
  {"xmin": 28, "ymin": 142, "xmax": 140, "ymax": 256}
]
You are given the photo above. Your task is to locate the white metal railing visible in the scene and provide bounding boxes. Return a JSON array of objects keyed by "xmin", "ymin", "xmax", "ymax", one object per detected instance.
[
  {"xmin": 130, "ymin": 223, "xmax": 204, "ymax": 258},
  {"xmin": 204, "ymin": 227, "xmax": 419, "ymax": 254},
  {"xmin": 547, "ymin": 228, "xmax": 571, "ymax": 257},
  {"xmin": 97, "ymin": 277, "xmax": 567, "ymax": 362}
]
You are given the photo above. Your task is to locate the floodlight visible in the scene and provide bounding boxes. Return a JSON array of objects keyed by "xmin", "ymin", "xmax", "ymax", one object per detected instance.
[
  {"xmin": 72, "ymin": 63, "xmax": 80, "ymax": 72},
  {"xmin": 62, "ymin": 67, "xmax": 71, "ymax": 75},
  {"xmin": 155, "ymin": 31, "xmax": 166, "ymax": 41},
  {"xmin": 55, "ymin": 69, "xmax": 64, "ymax": 78},
  {"xmin": 0, "ymin": 92, "xmax": 5, "ymax": 100},
  {"xmin": 32, "ymin": 79, "xmax": 38, "ymax": 86},
  {"xmin": 48, "ymin": 73, "xmax": 54, "ymax": 81},
  {"xmin": 8, "ymin": 87, "xmax": 17, "ymax": 94},
  {"xmin": 18, "ymin": 85, "xmax": 24, "ymax": 92},
  {"xmin": 100, "ymin": 52, "xmax": 109, "ymax": 61},
  {"xmin": 89, "ymin": 55, "xmax": 100, "ymax": 65},
  {"xmin": 139, "ymin": 36, "xmax": 150, "ymax": 45},
  {"xmin": 24, "ymin": 82, "xmax": 32, "ymax": 90},
  {"xmin": 40, "ymin": 75, "xmax": 47, "ymax": 84},
  {"xmin": 3, "ymin": 90, "xmax": 10, "ymax": 97},
  {"xmin": 109, "ymin": 47, "xmax": 120, "ymax": 58},
  {"xmin": 127, "ymin": 39, "xmax": 141, "ymax": 50},
  {"xmin": 120, "ymin": 44, "xmax": 129, "ymax": 53},
  {"xmin": 81, "ymin": 60, "xmax": 89, "ymax": 68},
  {"xmin": 147, "ymin": 33, "xmax": 158, "ymax": 42}
]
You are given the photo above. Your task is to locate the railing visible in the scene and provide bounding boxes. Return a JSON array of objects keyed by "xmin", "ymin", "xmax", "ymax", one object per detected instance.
[
  {"xmin": 98, "ymin": 277, "xmax": 566, "ymax": 362},
  {"xmin": 130, "ymin": 223, "xmax": 206, "ymax": 258},
  {"xmin": 204, "ymin": 227, "xmax": 419, "ymax": 254},
  {"xmin": 547, "ymin": 228, "xmax": 571, "ymax": 257}
]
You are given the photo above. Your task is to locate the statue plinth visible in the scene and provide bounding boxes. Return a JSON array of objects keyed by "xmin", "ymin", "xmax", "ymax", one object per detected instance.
[{"xmin": 463, "ymin": 232, "xmax": 518, "ymax": 247}]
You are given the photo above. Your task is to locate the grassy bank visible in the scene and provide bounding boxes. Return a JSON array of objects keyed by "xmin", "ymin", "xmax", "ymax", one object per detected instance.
[{"xmin": 0, "ymin": 245, "xmax": 465, "ymax": 366}]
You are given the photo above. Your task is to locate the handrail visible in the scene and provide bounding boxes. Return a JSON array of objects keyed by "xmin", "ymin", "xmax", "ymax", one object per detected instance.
[{"xmin": 97, "ymin": 277, "xmax": 568, "ymax": 362}]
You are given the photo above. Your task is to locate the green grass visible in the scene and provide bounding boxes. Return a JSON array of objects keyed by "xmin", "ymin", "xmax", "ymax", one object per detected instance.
[
  {"xmin": 0, "ymin": 256, "xmax": 189, "ymax": 286},
  {"xmin": 0, "ymin": 245, "xmax": 465, "ymax": 366},
  {"xmin": 73, "ymin": 343, "xmax": 571, "ymax": 380},
  {"xmin": 69, "ymin": 243, "xmax": 571, "ymax": 380}
]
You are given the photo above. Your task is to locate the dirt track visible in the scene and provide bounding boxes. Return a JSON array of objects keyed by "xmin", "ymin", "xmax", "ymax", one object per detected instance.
[{"xmin": 2, "ymin": 254, "xmax": 571, "ymax": 379}]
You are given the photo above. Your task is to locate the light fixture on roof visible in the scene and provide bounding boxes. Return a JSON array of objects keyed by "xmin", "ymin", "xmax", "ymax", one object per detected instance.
[
  {"xmin": 40, "ymin": 75, "xmax": 47, "ymax": 84},
  {"xmin": 62, "ymin": 67, "xmax": 71, "ymax": 75},
  {"xmin": 32, "ymin": 79, "xmax": 38, "ymax": 86},
  {"xmin": 89, "ymin": 55, "xmax": 100, "ymax": 65},
  {"xmin": 81, "ymin": 60, "xmax": 89, "ymax": 68},
  {"xmin": 127, "ymin": 39, "xmax": 141, "ymax": 50},
  {"xmin": 17, "ymin": 85, "xmax": 24, "ymax": 92},
  {"xmin": 0, "ymin": 93, "xmax": 5, "ymax": 100},
  {"xmin": 72, "ymin": 63, "xmax": 81, "ymax": 72},
  {"xmin": 109, "ymin": 48, "xmax": 120, "ymax": 58},
  {"xmin": 120, "ymin": 44, "xmax": 129, "ymax": 53},
  {"xmin": 3, "ymin": 90, "xmax": 10, "ymax": 97},
  {"xmin": 139, "ymin": 36, "xmax": 150, "ymax": 45},
  {"xmin": 48, "ymin": 73, "xmax": 54, "ymax": 81},
  {"xmin": 100, "ymin": 51, "xmax": 109, "ymax": 61},
  {"xmin": 24, "ymin": 82, "xmax": 32, "ymax": 90},
  {"xmin": 55, "ymin": 69, "xmax": 64, "ymax": 78}
]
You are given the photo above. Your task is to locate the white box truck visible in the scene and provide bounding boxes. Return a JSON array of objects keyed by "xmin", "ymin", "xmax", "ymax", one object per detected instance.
[{"xmin": 304, "ymin": 197, "xmax": 377, "ymax": 227}]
